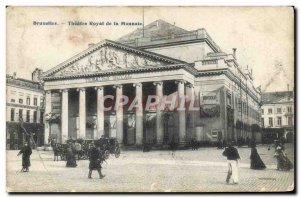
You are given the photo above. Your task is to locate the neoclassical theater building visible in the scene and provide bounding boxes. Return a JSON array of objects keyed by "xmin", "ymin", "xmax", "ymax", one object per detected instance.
[{"xmin": 42, "ymin": 20, "xmax": 261, "ymax": 147}]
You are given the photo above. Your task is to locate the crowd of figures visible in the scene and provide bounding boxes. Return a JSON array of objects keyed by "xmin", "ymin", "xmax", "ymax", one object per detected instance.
[
  {"xmin": 16, "ymin": 136, "xmax": 293, "ymax": 183},
  {"xmin": 17, "ymin": 136, "xmax": 120, "ymax": 179},
  {"xmin": 220, "ymin": 138, "xmax": 293, "ymax": 185}
]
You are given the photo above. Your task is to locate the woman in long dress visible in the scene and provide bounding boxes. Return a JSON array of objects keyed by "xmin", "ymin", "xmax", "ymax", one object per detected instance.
[
  {"xmin": 274, "ymin": 144, "xmax": 293, "ymax": 171},
  {"xmin": 66, "ymin": 145, "xmax": 77, "ymax": 167},
  {"xmin": 250, "ymin": 144, "xmax": 266, "ymax": 170}
]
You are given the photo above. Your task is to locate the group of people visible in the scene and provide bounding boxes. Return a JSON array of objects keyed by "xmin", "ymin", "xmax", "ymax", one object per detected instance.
[
  {"xmin": 222, "ymin": 140, "xmax": 293, "ymax": 185},
  {"xmin": 17, "ymin": 140, "xmax": 106, "ymax": 179},
  {"xmin": 17, "ymin": 137, "xmax": 293, "ymax": 183}
]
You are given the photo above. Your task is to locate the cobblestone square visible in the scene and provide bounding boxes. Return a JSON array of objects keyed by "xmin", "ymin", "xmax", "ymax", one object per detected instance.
[{"xmin": 6, "ymin": 144, "xmax": 294, "ymax": 192}]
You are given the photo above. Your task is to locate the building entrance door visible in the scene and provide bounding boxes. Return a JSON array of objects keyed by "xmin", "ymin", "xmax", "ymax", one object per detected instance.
[{"xmin": 143, "ymin": 112, "xmax": 156, "ymax": 145}]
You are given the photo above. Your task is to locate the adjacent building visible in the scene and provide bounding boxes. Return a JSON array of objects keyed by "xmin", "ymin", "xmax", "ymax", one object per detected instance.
[
  {"xmin": 41, "ymin": 20, "xmax": 262, "ymax": 147},
  {"xmin": 261, "ymin": 90, "xmax": 294, "ymax": 143},
  {"xmin": 6, "ymin": 70, "xmax": 44, "ymax": 149}
]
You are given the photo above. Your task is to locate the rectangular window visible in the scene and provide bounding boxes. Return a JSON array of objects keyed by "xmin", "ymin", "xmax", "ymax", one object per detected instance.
[
  {"xmin": 261, "ymin": 108, "xmax": 264, "ymax": 114},
  {"xmin": 10, "ymin": 108, "xmax": 15, "ymax": 121},
  {"xmin": 10, "ymin": 99, "xmax": 15, "ymax": 103},
  {"xmin": 268, "ymin": 108, "xmax": 272, "ymax": 114},
  {"xmin": 261, "ymin": 118, "xmax": 264, "ymax": 127},
  {"xmin": 269, "ymin": 117, "xmax": 273, "ymax": 127},
  {"xmin": 277, "ymin": 108, "xmax": 282, "ymax": 114},
  {"xmin": 238, "ymin": 101, "xmax": 241, "ymax": 112},
  {"xmin": 33, "ymin": 111, "xmax": 37, "ymax": 123},
  {"xmin": 26, "ymin": 110, "xmax": 30, "ymax": 122},
  {"xmin": 34, "ymin": 98, "xmax": 38, "ymax": 106},
  {"xmin": 40, "ymin": 96, "xmax": 44, "ymax": 107},
  {"xmin": 40, "ymin": 111, "xmax": 44, "ymax": 123},
  {"xmin": 19, "ymin": 99, "xmax": 23, "ymax": 104},
  {"xmin": 287, "ymin": 107, "xmax": 292, "ymax": 113},
  {"xmin": 288, "ymin": 116, "xmax": 293, "ymax": 126},
  {"xmin": 26, "ymin": 97, "xmax": 30, "ymax": 105},
  {"xmin": 277, "ymin": 117, "xmax": 282, "ymax": 126},
  {"xmin": 227, "ymin": 94, "xmax": 232, "ymax": 106},
  {"xmin": 19, "ymin": 109, "xmax": 23, "ymax": 120}
]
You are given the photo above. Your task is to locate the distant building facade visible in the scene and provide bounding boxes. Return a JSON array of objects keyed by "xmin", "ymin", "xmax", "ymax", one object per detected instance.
[
  {"xmin": 6, "ymin": 71, "xmax": 44, "ymax": 149},
  {"xmin": 41, "ymin": 20, "xmax": 261, "ymax": 147},
  {"xmin": 261, "ymin": 90, "xmax": 294, "ymax": 143}
]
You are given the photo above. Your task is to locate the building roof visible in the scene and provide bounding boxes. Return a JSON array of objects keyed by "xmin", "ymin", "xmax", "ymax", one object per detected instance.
[
  {"xmin": 262, "ymin": 91, "xmax": 294, "ymax": 104},
  {"xmin": 117, "ymin": 19, "xmax": 222, "ymax": 52},
  {"xmin": 6, "ymin": 75, "xmax": 43, "ymax": 91},
  {"xmin": 117, "ymin": 19, "xmax": 190, "ymax": 42}
]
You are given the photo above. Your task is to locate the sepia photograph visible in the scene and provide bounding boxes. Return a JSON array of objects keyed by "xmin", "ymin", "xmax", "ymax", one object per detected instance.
[{"xmin": 5, "ymin": 6, "xmax": 295, "ymax": 192}]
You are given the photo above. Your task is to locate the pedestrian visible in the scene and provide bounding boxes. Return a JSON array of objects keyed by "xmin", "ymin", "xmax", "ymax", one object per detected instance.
[
  {"xmin": 222, "ymin": 141, "xmax": 240, "ymax": 184},
  {"xmin": 88, "ymin": 143, "xmax": 105, "ymax": 179},
  {"xmin": 274, "ymin": 143, "xmax": 293, "ymax": 171},
  {"xmin": 53, "ymin": 143, "xmax": 61, "ymax": 161},
  {"xmin": 17, "ymin": 142, "xmax": 32, "ymax": 172},
  {"xmin": 75, "ymin": 141, "xmax": 82, "ymax": 160},
  {"xmin": 250, "ymin": 143, "xmax": 266, "ymax": 170},
  {"xmin": 217, "ymin": 138, "xmax": 223, "ymax": 149},
  {"xmin": 66, "ymin": 144, "xmax": 77, "ymax": 167}
]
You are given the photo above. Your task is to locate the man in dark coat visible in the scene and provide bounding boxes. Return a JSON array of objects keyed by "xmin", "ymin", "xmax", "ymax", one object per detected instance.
[
  {"xmin": 88, "ymin": 144, "xmax": 105, "ymax": 179},
  {"xmin": 17, "ymin": 142, "xmax": 32, "ymax": 172},
  {"xmin": 222, "ymin": 141, "xmax": 240, "ymax": 184}
]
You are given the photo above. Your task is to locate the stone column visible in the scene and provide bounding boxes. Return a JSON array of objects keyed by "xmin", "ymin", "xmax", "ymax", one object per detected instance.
[
  {"xmin": 113, "ymin": 85, "xmax": 123, "ymax": 145},
  {"xmin": 60, "ymin": 89, "xmax": 69, "ymax": 143},
  {"xmin": 36, "ymin": 108, "xmax": 41, "ymax": 123},
  {"xmin": 232, "ymin": 92, "xmax": 237, "ymax": 142},
  {"xmin": 95, "ymin": 86, "xmax": 104, "ymax": 139},
  {"xmin": 44, "ymin": 90, "xmax": 52, "ymax": 144},
  {"xmin": 153, "ymin": 81, "xmax": 164, "ymax": 145},
  {"xmin": 133, "ymin": 83, "xmax": 143, "ymax": 146},
  {"xmin": 186, "ymin": 84, "xmax": 195, "ymax": 142},
  {"xmin": 77, "ymin": 88, "xmax": 86, "ymax": 139},
  {"xmin": 176, "ymin": 80, "xmax": 186, "ymax": 144}
]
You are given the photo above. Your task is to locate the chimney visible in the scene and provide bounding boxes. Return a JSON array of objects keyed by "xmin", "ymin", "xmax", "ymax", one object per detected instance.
[
  {"xmin": 232, "ymin": 48, "xmax": 237, "ymax": 59},
  {"xmin": 287, "ymin": 84, "xmax": 290, "ymax": 92},
  {"xmin": 88, "ymin": 43, "xmax": 95, "ymax": 48},
  {"xmin": 251, "ymin": 68, "xmax": 253, "ymax": 75},
  {"xmin": 13, "ymin": 72, "xmax": 16, "ymax": 79}
]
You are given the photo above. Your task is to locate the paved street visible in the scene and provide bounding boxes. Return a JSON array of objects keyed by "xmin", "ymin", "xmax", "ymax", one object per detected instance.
[{"xmin": 6, "ymin": 144, "xmax": 294, "ymax": 192}]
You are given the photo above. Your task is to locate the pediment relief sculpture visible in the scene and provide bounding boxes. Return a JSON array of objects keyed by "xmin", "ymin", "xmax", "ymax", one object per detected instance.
[{"xmin": 55, "ymin": 46, "xmax": 167, "ymax": 76}]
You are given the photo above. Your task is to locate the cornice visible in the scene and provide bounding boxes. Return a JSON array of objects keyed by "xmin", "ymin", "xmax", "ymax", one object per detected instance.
[
  {"xmin": 43, "ymin": 64, "xmax": 195, "ymax": 81},
  {"xmin": 6, "ymin": 103, "xmax": 43, "ymax": 110},
  {"xmin": 42, "ymin": 39, "xmax": 186, "ymax": 78}
]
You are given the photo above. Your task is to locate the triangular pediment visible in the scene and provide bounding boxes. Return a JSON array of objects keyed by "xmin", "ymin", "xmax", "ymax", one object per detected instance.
[{"xmin": 44, "ymin": 40, "xmax": 184, "ymax": 78}]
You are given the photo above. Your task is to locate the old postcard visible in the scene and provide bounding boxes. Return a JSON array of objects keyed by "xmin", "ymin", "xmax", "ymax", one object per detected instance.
[{"xmin": 6, "ymin": 6, "xmax": 294, "ymax": 192}]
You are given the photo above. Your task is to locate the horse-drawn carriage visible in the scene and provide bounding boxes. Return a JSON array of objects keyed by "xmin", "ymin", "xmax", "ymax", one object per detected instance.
[
  {"xmin": 52, "ymin": 137, "xmax": 120, "ymax": 161},
  {"xmin": 95, "ymin": 137, "xmax": 121, "ymax": 160}
]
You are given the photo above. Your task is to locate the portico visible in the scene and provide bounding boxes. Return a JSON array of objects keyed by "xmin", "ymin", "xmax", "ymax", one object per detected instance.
[{"xmin": 42, "ymin": 40, "xmax": 196, "ymax": 147}]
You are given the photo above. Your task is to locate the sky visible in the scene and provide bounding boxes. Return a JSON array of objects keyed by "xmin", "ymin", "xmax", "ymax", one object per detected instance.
[{"xmin": 6, "ymin": 6, "xmax": 294, "ymax": 92}]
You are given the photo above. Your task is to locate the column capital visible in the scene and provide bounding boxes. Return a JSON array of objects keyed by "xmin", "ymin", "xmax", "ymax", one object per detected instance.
[
  {"xmin": 76, "ymin": 87, "xmax": 86, "ymax": 92},
  {"xmin": 46, "ymin": 90, "xmax": 52, "ymax": 94},
  {"xmin": 175, "ymin": 80, "xmax": 186, "ymax": 84},
  {"xmin": 133, "ymin": 83, "xmax": 142, "ymax": 88},
  {"xmin": 153, "ymin": 81, "xmax": 163, "ymax": 86},
  {"xmin": 94, "ymin": 86, "xmax": 104, "ymax": 91},
  {"xmin": 59, "ymin": 89, "xmax": 69, "ymax": 93},
  {"xmin": 113, "ymin": 84, "xmax": 123, "ymax": 89},
  {"xmin": 186, "ymin": 84, "xmax": 195, "ymax": 88}
]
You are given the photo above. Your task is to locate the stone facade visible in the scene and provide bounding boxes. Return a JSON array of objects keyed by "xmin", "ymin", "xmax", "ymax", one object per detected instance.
[
  {"xmin": 6, "ymin": 73, "xmax": 44, "ymax": 149},
  {"xmin": 42, "ymin": 20, "xmax": 262, "ymax": 147},
  {"xmin": 261, "ymin": 91, "xmax": 294, "ymax": 143}
]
